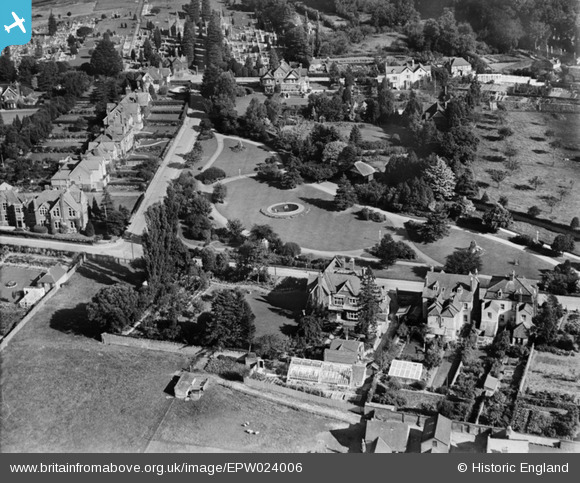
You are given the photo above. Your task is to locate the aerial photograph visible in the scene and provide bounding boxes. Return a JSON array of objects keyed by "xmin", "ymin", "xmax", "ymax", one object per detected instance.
[{"xmin": 0, "ymin": 0, "xmax": 579, "ymax": 454}]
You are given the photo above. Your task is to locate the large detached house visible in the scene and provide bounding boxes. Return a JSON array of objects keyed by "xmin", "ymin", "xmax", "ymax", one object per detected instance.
[
  {"xmin": 51, "ymin": 157, "xmax": 109, "ymax": 191},
  {"xmin": 260, "ymin": 60, "xmax": 310, "ymax": 95},
  {"xmin": 308, "ymin": 257, "xmax": 390, "ymax": 330},
  {"xmin": 447, "ymin": 57, "xmax": 473, "ymax": 77},
  {"xmin": 383, "ymin": 62, "xmax": 431, "ymax": 90},
  {"xmin": 479, "ymin": 272, "xmax": 538, "ymax": 341},
  {"xmin": 422, "ymin": 270, "xmax": 479, "ymax": 342},
  {"xmin": 0, "ymin": 186, "xmax": 88, "ymax": 233}
]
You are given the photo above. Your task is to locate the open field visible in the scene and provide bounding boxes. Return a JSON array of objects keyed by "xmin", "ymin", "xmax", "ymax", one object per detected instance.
[
  {"xmin": 0, "ymin": 266, "xmax": 44, "ymax": 302},
  {"xmin": 0, "ymin": 260, "xmax": 352, "ymax": 453},
  {"xmin": 0, "ymin": 260, "xmax": 183, "ymax": 453},
  {"xmin": 416, "ymin": 227, "xmax": 554, "ymax": 279},
  {"xmin": 212, "ymin": 139, "xmax": 275, "ymax": 177},
  {"xmin": 148, "ymin": 384, "xmax": 355, "ymax": 453},
  {"xmin": 217, "ymin": 177, "xmax": 391, "ymax": 251},
  {"xmin": 525, "ymin": 351, "xmax": 580, "ymax": 401},
  {"xmin": 473, "ymin": 110, "xmax": 580, "ymax": 226},
  {"xmin": 245, "ymin": 289, "xmax": 305, "ymax": 339}
]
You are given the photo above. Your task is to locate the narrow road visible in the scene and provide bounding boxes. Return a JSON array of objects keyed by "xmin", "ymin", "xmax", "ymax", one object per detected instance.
[{"xmin": 127, "ymin": 113, "xmax": 201, "ymax": 238}]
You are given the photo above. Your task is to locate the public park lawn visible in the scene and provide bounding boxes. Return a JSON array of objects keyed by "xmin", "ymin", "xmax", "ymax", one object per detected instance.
[
  {"xmin": 416, "ymin": 228, "xmax": 554, "ymax": 279},
  {"xmin": 212, "ymin": 139, "xmax": 275, "ymax": 178},
  {"xmin": 217, "ymin": 177, "xmax": 391, "ymax": 251}
]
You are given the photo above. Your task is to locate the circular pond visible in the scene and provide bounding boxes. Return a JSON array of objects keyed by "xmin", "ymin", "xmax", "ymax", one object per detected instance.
[{"xmin": 263, "ymin": 202, "xmax": 306, "ymax": 218}]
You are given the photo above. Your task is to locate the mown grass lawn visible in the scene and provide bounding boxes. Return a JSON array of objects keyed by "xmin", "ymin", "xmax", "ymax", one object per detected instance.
[
  {"xmin": 245, "ymin": 289, "xmax": 306, "ymax": 339},
  {"xmin": 416, "ymin": 228, "xmax": 554, "ymax": 279},
  {"xmin": 211, "ymin": 139, "xmax": 275, "ymax": 178},
  {"xmin": 217, "ymin": 177, "xmax": 391, "ymax": 251}
]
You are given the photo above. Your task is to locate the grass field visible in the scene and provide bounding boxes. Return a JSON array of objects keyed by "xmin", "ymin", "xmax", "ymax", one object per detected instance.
[
  {"xmin": 525, "ymin": 351, "xmax": 580, "ymax": 401},
  {"xmin": 148, "ymin": 384, "xmax": 354, "ymax": 453},
  {"xmin": 0, "ymin": 260, "xmax": 183, "ymax": 452},
  {"xmin": 473, "ymin": 110, "xmax": 580, "ymax": 226},
  {"xmin": 245, "ymin": 289, "xmax": 305, "ymax": 339},
  {"xmin": 416, "ymin": 227, "xmax": 554, "ymax": 279},
  {"xmin": 0, "ymin": 259, "xmax": 353, "ymax": 453},
  {"xmin": 217, "ymin": 177, "xmax": 391, "ymax": 251},
  {"xmin": 211, "ymin": 139, "xmax": 275, "ymax": 178},
  {"xmin": 0, "ymin": 266, "xmax": 44, "ymax": 303}
]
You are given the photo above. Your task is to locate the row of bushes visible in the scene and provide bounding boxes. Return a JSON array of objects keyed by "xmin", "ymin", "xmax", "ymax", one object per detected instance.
[{"xmin": 0, "ymin": 229, "xmax": 95, "ymax": 244}]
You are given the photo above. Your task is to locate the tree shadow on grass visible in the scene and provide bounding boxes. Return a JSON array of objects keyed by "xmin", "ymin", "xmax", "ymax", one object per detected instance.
[
  {"xmin": 78, "ymin": 260, "xmax": 142, "ymax": 286},
  {"xmin": 411, "ymin": 265, "xmax": 429, "ymax": 279},
  {"xmin": 484, "ymin": 135, "xmax": 502, "ymax": 142},
  {"xmin": 280, "ymin": 322, "xmax": 298, "ymax": 337},
  {"xmin": 49, "ymin": 305, "xmax": 101, "ymax": 339},
  {"xmin": 330, "ymin": 423, "xmax": 365, "ymax": 453},
  {"xmin": 299, "ymin": 197, "xmax": 335, "ymax": 212},
  {"xmin": 483, "ymin": 155, "xmax": 506, "ymax": 162}
]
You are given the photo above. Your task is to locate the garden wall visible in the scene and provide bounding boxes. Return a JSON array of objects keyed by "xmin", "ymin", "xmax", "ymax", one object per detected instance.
[
  {"xmin": 243, "ymin": 377, "xmax": 360, "ymax": 411},
  {"xmin": 0, "ymin": 257, "xmax": 83, "ymax": 352},
  {"xmin": 101, "ymin": 333, "xmax": 203, "ymax": 356},
  {"xmin": 518, "ymin": 344, "xmax": 536, "ymax": 395},
  {"xmin": 365, "ymin": 402, "xmax": 496, "ymax": 435}
]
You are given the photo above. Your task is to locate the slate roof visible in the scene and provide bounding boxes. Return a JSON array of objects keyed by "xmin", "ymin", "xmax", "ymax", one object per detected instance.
[
  {"xmin": 38, "ymin": 265, "xmax": 67, "ymax": 285},
  {"xmin": 352, "ymin": 160, "xmax": 376, "ymax": 177},
  {"xmin": 421, "ymin": 414, "xmax": 452, "ymax": 445},
  {"xmin": 450, "ymin": 57, "xmax": 471, "ymax": 67},
  {"xmin": 484, "ymin": 274, "xmax": 537, "ymax": 302},
  {"xmin": 324, "ymin": 349, "xmax": 358, "ymax": 365},
  {"xmin": 329, "ymin": 338, "xmax": 362, "ymax": 353},
  {"xmin": 366, "ymin": 420, "xmax": 409, "ymax": 453},
  {"xmin": 512, "ymin": 323, "xmax": 533, "ymax": 339}
]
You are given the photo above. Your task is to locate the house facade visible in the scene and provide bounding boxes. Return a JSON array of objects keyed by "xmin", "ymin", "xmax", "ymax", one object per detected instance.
[
  {"xmin": 308, "ymin": 256, "xmax": 390, "ymax": 330},
  {"xmin": 422, "ymin": 270, "xmax": 479, "ymax": 342},
  {"xmin": 448, "ymin": 57, "xmax": 473, "ymax": 77},
  {"xmin": 383, "ymin": 62, "xmax": 431, "ymax": 90},
  {"xmin": 51, "ymin": 157, "xmax": 109, "ymax": 191},
  {"xmin": 479, "ymin": 272, "xmax": 537, "ymax": 339},
  {"xmin": 260, "ymin": 60, "xmax": 310, "ymax": 95},
  {"xmin": 421, "ymin": 414, "xmax": 452, "ymax": 453},
  {"xmin": 0, "ymin": 187, "xmax": 88, "ymax": 234}
]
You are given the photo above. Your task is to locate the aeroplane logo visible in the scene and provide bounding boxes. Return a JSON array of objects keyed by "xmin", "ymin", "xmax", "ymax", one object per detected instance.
[
  {"xmin": 0, "ymin": 2, "xmax": 32, "ymax": 55},
  {"xmin": 5, "ymin": 12, "xmax": 26, "ymax": 34}
]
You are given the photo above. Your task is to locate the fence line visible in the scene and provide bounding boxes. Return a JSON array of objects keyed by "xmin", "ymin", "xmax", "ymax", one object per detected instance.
[{"xmin": 0, "ymin": 257, "xmax": 83, "ymax": 352}]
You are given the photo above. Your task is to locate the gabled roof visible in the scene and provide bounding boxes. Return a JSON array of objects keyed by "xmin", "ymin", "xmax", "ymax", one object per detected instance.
[
  {"xmin": 485, "ymin": 274, "xmax": 537, "ymax": 301},
  {"xmin": 37, "ymin": 265, "xmax": 67, "ymax": 285},
  {"xmin": 512, "ymin": 323, "xmax": 533, "ymax": 339},
  {"xmin": 422, "ymin": 414, "xmax": 452, "ymax": 445},
  {"xmin": 366, "ymin": 420, "xmax": 409, "ymax": 453},
  {"xmin": 329, "ymin": 338, "xmax": 362, "ymax": 353},
  {"xmin": 352, "ymin": 160, "xmax": 376, "ymax": 177},
  {"xmin": 450, "ymin": 57, "xmax": 471, "ymax": 67},
  {"xmin": 324, "ymin": 349, "xmax": 358, "ymax": 365}
]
